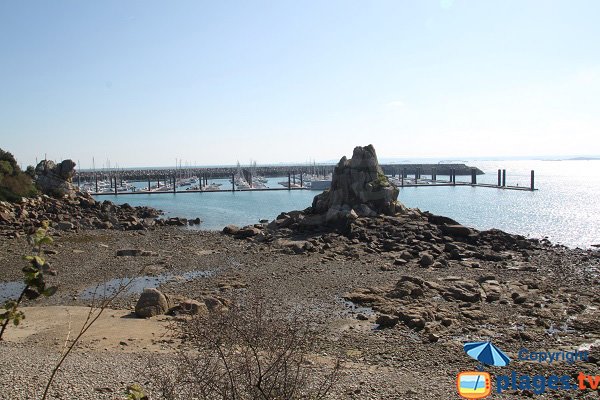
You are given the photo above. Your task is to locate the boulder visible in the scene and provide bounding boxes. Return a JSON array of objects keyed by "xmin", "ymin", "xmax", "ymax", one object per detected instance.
[
  {"xmin": 35, "ymin": 159, "xmax": 76, "ymax": 197},
  {"xmin": 376, "ymin": 314, "xmax": 399, "ymax": 328},
  {"xmin": 311, "ymin": 145, "xmax": 400, "ymax": 218},
  {"xmin": 135, "ymin": 288, "xmax": 169, "ymax": 318},
  {"xmin": 169, "ymin": 299, "xmax": 207, "ymax": 315},
  {"xmin": 223, "ymin": 225, "xmax": 240, "ymax": 235},
  {"xmin": 204, "ymin": 296, "xmax": 226, "ymax": 312},
  {"xmin": 235, "ymin": 226, "xmax": 262, "ymax": 238},
  {"xmin": 419, "ymin": 253, "xmax": 435, "ymax": 267},
  {"xmin": 440, "ymin": 224, "xmax": 474, "ymax": 237}
]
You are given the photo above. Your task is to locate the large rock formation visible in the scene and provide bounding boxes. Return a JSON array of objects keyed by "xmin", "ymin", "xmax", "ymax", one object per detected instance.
[
  {"xmin": 35, "ymin": 159, "xmax": 76, "ymax": 197},
  {"xmin": 312, "ymin": 145, "xmax": 402, "ymax": 221}
]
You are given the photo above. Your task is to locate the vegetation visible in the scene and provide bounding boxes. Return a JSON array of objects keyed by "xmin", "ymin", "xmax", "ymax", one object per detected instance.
[
  {"xmin": 0, "ymin": 221, "xmax": 57, "ymax": 340},
  {"xmin": 151, "ymin": 293, "xmax": 340, "ymax": 399},
  {"xmin": 0, "ymin": 148, "xmax": 37, "ymax": 201},
  {"xmin": 372, "ymin": 171, "xmax": 390, "ymax": 189}
]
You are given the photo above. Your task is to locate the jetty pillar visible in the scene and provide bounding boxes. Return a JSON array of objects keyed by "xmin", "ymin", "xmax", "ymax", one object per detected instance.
[
  {"xmin": 288, "ymin": 173, "xmax": 291, "ymax": 191},
  {"xmin": 300, "ymin": 172, "xmax": 303, "ymax": 187},
  {"xmin": 471, "ymin": 168, "xmax": 477, "ymax": 185},
  {"xmin": 232, "ymin": 174, "xmax": 235, "ymax": 192},
  {"xmin": 173, "ymin": 176, "xmax": 176, "ymax": 193},
  {"xmin": 114, "ymin": 178, "xmax": 117, "ymax": 195},
  {"xmin": 95, "ymin": 174, "xmax": 98, "ymax": 193},
  {"xmin": 530, "ymin": 170, "xmax": 535, "ymax": 191},
  {"xmin": 148, "ymin": 176, "xmax": 150, "ymax": 191},
  {"xmin": 497, "ymin": 169, "xmax": 501, "ymax": 186},
  {"xmin": 502, "ymin": 169, "xmax": 506, "ymax": 187}
]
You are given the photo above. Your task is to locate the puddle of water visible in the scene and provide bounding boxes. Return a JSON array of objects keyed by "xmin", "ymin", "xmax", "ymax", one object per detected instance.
[
  {"xmin": 0, "ymin": 281, "xmax": 26, "ymax": 303},
  {"xmin": 79, "ymin": 270, "xmax": 213, "ymax": 300},
  {"xmin": 335, "ymin": 296, "xmax": 376, "ymax": 317}
]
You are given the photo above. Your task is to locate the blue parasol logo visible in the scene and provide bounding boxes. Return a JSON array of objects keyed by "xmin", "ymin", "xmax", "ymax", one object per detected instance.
[{"xmin": 464, "ymin": 341, "xmax": 511, "ymax": 368}]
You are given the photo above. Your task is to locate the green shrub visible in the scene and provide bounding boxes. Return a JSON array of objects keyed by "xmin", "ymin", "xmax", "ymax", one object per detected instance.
[{"xmin": 0, "ymin": 148, "xmax": 37, "ymax": 201}]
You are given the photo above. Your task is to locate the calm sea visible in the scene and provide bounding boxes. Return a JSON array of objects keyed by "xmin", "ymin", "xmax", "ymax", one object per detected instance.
[{"xmin": 96, "ymin": 160, "xmax": 600, "ymax": 249}]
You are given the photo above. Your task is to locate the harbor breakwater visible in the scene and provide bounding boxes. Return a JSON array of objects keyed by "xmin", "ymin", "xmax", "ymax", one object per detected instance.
[{"xmin": 75, "ymin": 163, "xmax": 483, "ymax": 182}]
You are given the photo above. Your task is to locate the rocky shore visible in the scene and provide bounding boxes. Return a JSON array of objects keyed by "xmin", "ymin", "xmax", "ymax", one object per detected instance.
[
  {"xmin": 0, "ymin": 146, "xmax": 598, "ymax": 399},
  {"xmin": 0, "ymin": 192, "xmax": 202, "ymax": 239}
]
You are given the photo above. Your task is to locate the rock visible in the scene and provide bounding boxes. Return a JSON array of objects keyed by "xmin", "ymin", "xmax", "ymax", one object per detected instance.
[
  {"xmin": 428, "ymin": 333, "xmax": 440, "ymax": 343},
  {"xmin": 135, "ymin": 288, "xmax": 169, "ymax": 318},
  {"xmin": 35, "ymin": 159, "xmax": 76, "ymax": 197},
  {"xmin": 0, "ymin": 212, "xmax": 14, "ymax": 223},
  {"xmin": 311, "ymin": 145, "xmax": 400, "ymax": 218},
  {"xmin": 394, "ymin": 258, "xmax": 408, "ymax": 266},
  {"xmin": 223, "ymin": 225, "xmax": 240, "ymax": 235},
  {"xmin": 419, "ymin": 253, "xmax": 434, "ymax": 267},
  {"xmin": 396, "ymin": 310, "xmax": 427, "ymax": 330},
  {"xmin": 165, "ymin": 217, "xmax": 187, "ymax": 226},
  {"xmin": 440, "ymin": 224, "xmax": 473, "ymax": 237},
  {"xmin": 443, "ymin": 281, "xmax": 482, "ymax": 303},
  {"xmin": 170, "ymin": 299, "xmax": 207, "ymax": 315},
  {"xmin": 376, "ymin": 314, "xmax": 399, "ymax": 328},
  {"xmin": 355, "ymin": 204, "xmax": 377, "ymax": 217},
  {"xmin": 56, "ymin": 221, "xmax": 75, "ymax": 231},
  {"xmin": 235, "ymin": 226, "xmax": 262, "ymax": 238},
  {"xmin": 203, "ymin": 296, "xmax": 225, "ymax": 312},
  {"xmin": 116, "ymin": 249, "xmax": 153, "ymax": 257}
]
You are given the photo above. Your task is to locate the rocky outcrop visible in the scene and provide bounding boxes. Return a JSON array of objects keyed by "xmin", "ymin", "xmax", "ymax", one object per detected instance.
[
  {"xmin": 35, "ymin": 159, "xmax": 77, "ymax": 197},
  {"xmin": 221, "ymin": 145, "xmax": 542, "ymax": 257},
  {"xmin": 312, "ymin": 145, "xmax": 402, "ymax": 220},
  {"xmin": 222, "ymin": 145, "xmax": 409, "ymax": 239},
  {"xmin": 0, "ymin": 192, "xmax": 163, "ymax": 238}
]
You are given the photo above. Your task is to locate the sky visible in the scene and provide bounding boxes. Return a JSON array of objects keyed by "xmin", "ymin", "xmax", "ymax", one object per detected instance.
[{"xmin": 1, "ymin": 0, "xmax": 599, "ymax": 168}]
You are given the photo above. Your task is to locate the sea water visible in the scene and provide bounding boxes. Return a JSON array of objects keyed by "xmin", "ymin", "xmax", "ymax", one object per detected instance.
[{"xmin": 96, "ymin": 160, "xmax": 600, "ymax": 249}]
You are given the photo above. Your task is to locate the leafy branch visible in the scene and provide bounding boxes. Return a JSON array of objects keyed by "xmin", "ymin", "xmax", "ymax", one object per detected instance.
[{"xmin": 0, "ymin": 221, "xmax": 57, "ymax": 340}]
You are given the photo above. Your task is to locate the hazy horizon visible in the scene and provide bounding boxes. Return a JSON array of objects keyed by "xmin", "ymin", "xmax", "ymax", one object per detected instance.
[{"xmin": 2, "ymin": 1, "xmax": 599, "ymax": 167}]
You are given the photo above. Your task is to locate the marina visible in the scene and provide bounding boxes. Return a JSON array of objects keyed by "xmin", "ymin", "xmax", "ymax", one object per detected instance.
[{"xmin": 78, "ymin": 163, "xmax": 537, "ymax": 195}]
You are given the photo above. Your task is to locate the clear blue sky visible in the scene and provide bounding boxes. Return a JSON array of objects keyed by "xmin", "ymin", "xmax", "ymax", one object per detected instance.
[{"xmin": 1, "ymin": 0, "xmax": 599, "ymax": 168}]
